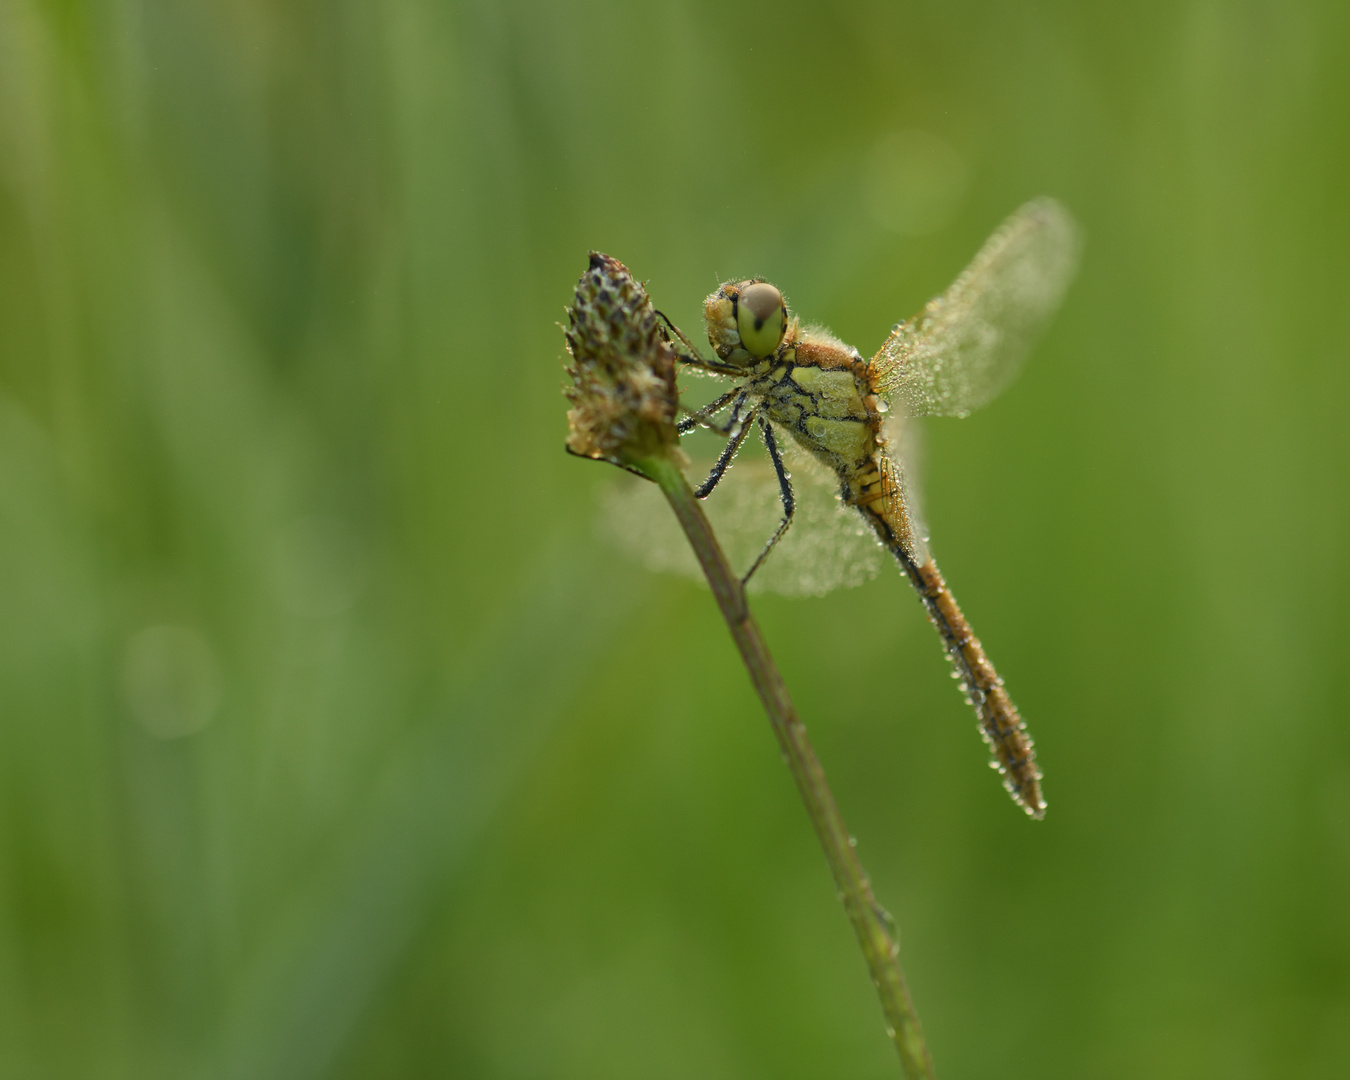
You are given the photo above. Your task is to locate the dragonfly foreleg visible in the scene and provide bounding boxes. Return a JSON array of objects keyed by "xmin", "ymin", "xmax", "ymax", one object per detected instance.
[
  {"xmin": 656, "ymin": 310, "xmax": 746, "ymax": 377},
  {"xmin": 677, "ymin": 387, "xmax": 742, "ymax": 435},
  {"xmin": 655, "ymin": 309, "xmax": 707, "ymax": 365},
  {"xmin": 739, "ymin": 418, "xmax": 796, "ymax": 587},
  {"xmin": 693, "ymin": 397, "xmax": 758, "ymax": 498}
]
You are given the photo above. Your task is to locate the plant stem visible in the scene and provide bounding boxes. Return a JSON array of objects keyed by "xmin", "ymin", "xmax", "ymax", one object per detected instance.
[{"xmin": 640, "ymin": 453, "xmax": 936, "ymax": 1080}]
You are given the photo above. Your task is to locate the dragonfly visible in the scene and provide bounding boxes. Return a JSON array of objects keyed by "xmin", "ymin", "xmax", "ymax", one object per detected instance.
[{"xmin": 642, "ymin": 199, "xmax": 1080, "ymax": 818}]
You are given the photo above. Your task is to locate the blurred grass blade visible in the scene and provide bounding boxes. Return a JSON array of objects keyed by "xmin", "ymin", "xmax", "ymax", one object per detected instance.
[{"xmin": 207, "ymin": 540, "xmax": 648, "ymax": 1080}]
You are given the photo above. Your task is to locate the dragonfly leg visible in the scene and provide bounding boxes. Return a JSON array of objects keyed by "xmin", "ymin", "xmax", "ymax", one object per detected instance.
[
  {"xmin": 740, "ymin": 418, "xmax": 796, "ymax": 587},
  {"xmin": 693, "ymin": 398, "xmax": 757, "ymax": 498},
  {"xmin": 697, "ymin": 392, "xmax": 751, "ymax": 437},
  {"xmin": 655, "ymin": 309, "xmax": 707, "ymax": 364},
  {"xmin": 656, "ymin": 310, "xmax": 745, "ymax": 377},
  {"xmin": 678, "ymin": 387, "xmax": 742, "ymax": 435}
]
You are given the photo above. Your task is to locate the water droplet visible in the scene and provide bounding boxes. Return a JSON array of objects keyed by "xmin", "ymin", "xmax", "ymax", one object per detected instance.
[{"xmin": 123, "ymin": 625, "xmax": 222, "ymax": 739}]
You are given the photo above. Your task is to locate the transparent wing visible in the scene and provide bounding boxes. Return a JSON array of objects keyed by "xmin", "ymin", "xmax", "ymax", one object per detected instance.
[
  {"xmin": 872, "ymin": 198, "xmax": 1081, "ymax": 418},
  {"xmin": 597, "ymin": 438, "xmax": 885, "ymax": 597}
]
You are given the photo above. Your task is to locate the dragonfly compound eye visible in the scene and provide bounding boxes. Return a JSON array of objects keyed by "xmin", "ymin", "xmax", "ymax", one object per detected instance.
[{"xmin": 736, "ymin": 282, "xmax": 787, "ymax": 359}]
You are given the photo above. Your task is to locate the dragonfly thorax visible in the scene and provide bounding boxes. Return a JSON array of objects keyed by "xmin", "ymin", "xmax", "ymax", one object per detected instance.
[{"xmin": 753, "ymin": 337, "xmax": 881, "ymax": 481}]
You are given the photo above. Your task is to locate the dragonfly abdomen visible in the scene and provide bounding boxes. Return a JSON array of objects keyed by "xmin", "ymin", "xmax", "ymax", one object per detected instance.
[
  {"xmin": 852, "ymin": 469, "xmax": 1046, "ymax": 819},
  {"xmin": 907, "ymin": 557, "xmax": 1044, "ymax": 818}
]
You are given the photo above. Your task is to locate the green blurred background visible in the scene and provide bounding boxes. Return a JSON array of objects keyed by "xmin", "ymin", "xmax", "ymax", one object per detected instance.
[{"xmin": 2, "ymin": 1, "xmax": 1348, "ymax": 1077}]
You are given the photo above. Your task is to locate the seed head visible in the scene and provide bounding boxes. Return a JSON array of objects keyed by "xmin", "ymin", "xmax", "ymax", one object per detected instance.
[{"xmin": 563, "ymin": 252, "xmax": 679, "ymax": 471}]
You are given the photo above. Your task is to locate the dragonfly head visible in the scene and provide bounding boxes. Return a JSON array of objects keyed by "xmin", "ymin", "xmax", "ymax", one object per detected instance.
[{"xmin": 704, "ymin": 279, "xmax": 792, "ymax": 365}]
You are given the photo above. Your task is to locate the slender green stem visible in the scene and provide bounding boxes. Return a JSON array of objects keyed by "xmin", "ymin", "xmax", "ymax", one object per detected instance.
[{"xmin": 638, "ymin": 453, "xmax": 936, "ymax": 1080}]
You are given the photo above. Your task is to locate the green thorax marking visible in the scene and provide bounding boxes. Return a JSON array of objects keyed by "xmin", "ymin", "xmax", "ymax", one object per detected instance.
[{"xmin": 748, "ymin": 352, "xmax": 877, "ymax": 473}]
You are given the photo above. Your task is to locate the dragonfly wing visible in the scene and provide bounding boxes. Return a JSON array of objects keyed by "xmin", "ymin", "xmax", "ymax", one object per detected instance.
[
  {"xmin": 872, "ymin": 198, "xmax": 1081, "ymax": 418},
  {"xmin": 598, "ymin": 439, "xmax": 885, "ymax": 597}
]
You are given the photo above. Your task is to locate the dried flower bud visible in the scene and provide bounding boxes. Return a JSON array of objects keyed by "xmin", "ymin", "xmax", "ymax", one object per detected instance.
[{"xmin": 563, "ymin": 252, "xmax": 679, "ymax": 470}]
